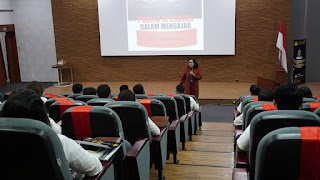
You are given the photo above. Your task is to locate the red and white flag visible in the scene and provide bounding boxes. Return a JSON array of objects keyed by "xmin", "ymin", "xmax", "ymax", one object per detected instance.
[{"xmin": 276, "ymin": 19, "xmax": 288, "ymax": 73}]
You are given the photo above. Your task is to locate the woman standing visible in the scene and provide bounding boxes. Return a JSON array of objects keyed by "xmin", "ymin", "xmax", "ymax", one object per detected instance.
[{"xmin": 179, "ymin": 58, "xmax": 202, "ymax": 99}]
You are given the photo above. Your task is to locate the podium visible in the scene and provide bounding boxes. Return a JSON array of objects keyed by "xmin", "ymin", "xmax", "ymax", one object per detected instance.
[{"xmin": 52, "ymin": 64, "xmax": 73, "ymax": 87}]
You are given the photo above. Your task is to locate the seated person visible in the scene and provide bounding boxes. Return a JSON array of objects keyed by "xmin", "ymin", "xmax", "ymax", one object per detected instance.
[
  {"xmin": 97, "ymin": 84, "xmax": 111, "ymax": 98},
  {"xmin": 236, "ymin": 83, "xmax": 303, "ymax": 152},
  {"xmin": 26, "ymin": 81, "xmax": 47, "ymax": 104},
  {"xmin": 118, "ymin": 89, "xmax": 160, "ymax": 136},
  {"xmin": 133, "ymin": 84, "xmax": 145, "ymax": 94},
  {"xmin": 83, "ymin": 87, "xmax": 97, "ymax": 95},
  {"xmin": 300, "ymin": 86, "xmax": 313, "ymax": 98},
  {"xmin": 120, "ymin": 85, "xmax": 129, "ymax": 92},
  {"xmin": 236, "ymin": 84, "xmax": 261, "ymax": 115},
  {"xmin": 72, "ymin": 83, "xmax": 83, "ymax": 94},
  {"xmin": 26, "ymin": 82, "xmax": 61, "ymax": 134},
  {"xmin": 2, "ymin": 89, "xmax": 103, "ymax": 177},
  {"xmin": 233, "ymin": 88, "xmax": 274, "ymax": 126},
  {"xmin": 176, "ymin": 84, "xmax": 199, "ymax": 111}
]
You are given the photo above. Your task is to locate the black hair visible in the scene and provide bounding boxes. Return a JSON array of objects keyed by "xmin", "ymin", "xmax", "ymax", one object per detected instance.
[
  {"xmin": 300, "ymin": 86, "xmax": 313, "ymax": 98},
  {"xmin": 72, "ymin": 83, "xmax": 83, "ymax": 94},
  {"xmin": 258, "ymin": 88, "xmax": 274, "ymax": 101},
  {"xmin": 274, "ymin": 83, "xmax": 303, "ymax": 110},
  {"xmin": 97, "ymin": 84, "xmax": 111, "ymax": 98},
  {"xmin": 26, "ymin": 81, "xmax": 44, "ymax": 97},
  {"xmin": 187, "ymin": 58, "xmax": 199, "ymax": 69},
  {"xmin": 118, "ymin": 89, "xmax": 136, "ymax": 101},
  {"xmin": 250, "ymin": 84, "xmax": 261, "ymax": 95},
  {"xmin": 133, "ymin": 84, "xmax": 145, "ymax": 94},
  {"xmin": 120, "ymin": 85, "xmax": 129, "ymax": 92},
  {"xmin": 176, "ymin": 84, "xmax": 185, "ymax": 94},
  {"xmin": 83, "ymin": 87, "xmax": 97, "ymax": 95},
  {"xmin": 2, "ymin": 89, "xmax": 49, "ymax": 125}
]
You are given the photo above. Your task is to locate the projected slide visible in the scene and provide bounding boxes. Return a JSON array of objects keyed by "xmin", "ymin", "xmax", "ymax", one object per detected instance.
[
  {"xmin": 126, "ymin": 0, "xmax": 203, "ymax": 51},
  {"xmin": 97, "ymin": 0, "xmax": 235, "ymax": 56}
]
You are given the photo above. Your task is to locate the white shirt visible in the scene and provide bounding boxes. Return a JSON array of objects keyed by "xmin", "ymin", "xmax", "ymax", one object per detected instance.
[
  {"xmin": 148, "ymin": 117, "xmax": 160, "ymax": 136},
  {"xmin": 236, "ymin": 124, "xmax": 251, "ymax": 152},
  {"xmin": 190, "ymin": 97, "xmax": 200, "ymax": 111},
  {"xmin": 58, "ymin": 134, "xmax": 103, "ymax": 177},
  {"xmin": 233, "ymin": 113, "xmax": 244, "ymax": 126},
  {"xmin": 237, "ymin": 102, "xmax": 243, "ymax": 114},
  {"xmin": 41, "ymin": 96, "xmax": 47, "ymax": 104},
  {"xmin": 49, "ymin": 117, "xmax": 62, "ymax": 134}
]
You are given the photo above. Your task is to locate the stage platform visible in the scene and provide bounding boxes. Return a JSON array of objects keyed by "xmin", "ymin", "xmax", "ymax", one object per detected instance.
[{"xmin": 44, "ymin": 82, "xmax": 320, "ymax": 105}]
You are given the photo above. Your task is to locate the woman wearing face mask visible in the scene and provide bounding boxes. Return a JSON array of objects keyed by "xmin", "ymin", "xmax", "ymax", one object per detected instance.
[{"xmin": 179, "ymin": 58, "xmax": 202, "ymax": 99}]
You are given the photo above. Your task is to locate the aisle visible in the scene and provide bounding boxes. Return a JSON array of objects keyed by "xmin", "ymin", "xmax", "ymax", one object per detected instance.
[{"xmin": 150, "ymin": 122, "xmax": 234, "ymax": 180}]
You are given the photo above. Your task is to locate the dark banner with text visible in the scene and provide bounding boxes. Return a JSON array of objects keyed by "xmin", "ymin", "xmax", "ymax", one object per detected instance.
[{"xmin": 293, "ymin": 39, "xmax": 306, "ymax": 84}]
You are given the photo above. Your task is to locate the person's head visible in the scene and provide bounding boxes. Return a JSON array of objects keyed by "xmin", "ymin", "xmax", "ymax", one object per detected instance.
[
  {"xmin": 83, "ymin": 87, "xmax": 97, "ymax": 95},
  {"xmin": 258, "ymin": 88, "xmax": 274, "ymax": 101},
  {"xmin": 26, "ymin": 81, "xmax": 44, "ymax": 97},
  {"xmin": 72, "ymin": 83, "xmax": 83, "ymax": 94},
  {"xmin": 300, "ymin": 86, "xmax": 313, "ymax": 98},
  {"xmin": 274, "ymin": 83, "xmax": 303, "ymax": 110},
  {"xmin": 118, "ymin": 89, "xmax": 135, "ymax": 101},
  {"xmin": 120, "ymin": 85, "xmax": 129, "ymax": 92},
  {"xmin": 250, "ymin": 84, "xmax": 261, "ymax": 95},
  {"xmin": 187, "ymin": 58, "xmax": 199, "ymax": 69},
  {"xmin": 176, "ymin": 84, "xmax": 185, "ymax": 94},
  {"xmin": 133, "ymin": 84, "xmax": 145, "ymax": 94},
  {"xmin": 2, "ymin": 89, "xmax": 49, "ymax": 125},
  {"xmin": 97, "ymin": 84, "xmax": 111, "ymax": 98}
]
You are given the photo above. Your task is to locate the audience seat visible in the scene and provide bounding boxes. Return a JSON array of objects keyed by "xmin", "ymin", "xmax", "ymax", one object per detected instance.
[
  {"xmin": 247, "ymin": 110, "xmax": 320, "ymax": 180},
  {"xmin": 45, "ymin": 97, "xmax": 73, "ymax": 112},
  {"xmin": 49, "ymin": 100, "xmax": 86, "ymax": 122},
  {"xmin": 177, "ymin": 94, "xmax": 196, "ymax": 141},
  {"xmin": 87, "ymin": 98, "xmax": 115, "ymax": 106},
  {"xmin": 62, "ymin": 92, "xmax": 73, "ymax": 97},
  {"xmin": 167, "ymin": 95, "xmax": 189, "ymax": 150},
  {"xmin": 61, "ymin": 106, "xmax": 126, "ymax": 179},
  {"xmin": 255, "ymin": 126, "xmax": 320, "ymax": 180},
  {"xmin": 240, "ymin": 96, "xmax": 258, "ymax": 113},
  {"xmin": 315, "ymin": 107, "xmax": 320, "ymax": 117},
  {"xmin": 302, "ymin": 97, "xmax": 317, "ymax": 103},
  {"xmin": 0, "ymin": 100, "xmax": 5, "ymax": 116},
  {"xmin": 0, "ymin": 92, "xmax": 3, "ymax": 102},
  {"xmin": 301, "ymin": 102, "xmax": 320, "ymax": 112},
  {"xmin": 150, "ymin": 95, "xmax": 181, "ymax": 164},
  {"xmin": 0, "ymin": 118, "xmax": 72, "ymax": 180},
  {"xmin": 105, "ymin": 101, "xmax": 162, "ymax": 179},
  {"xmin": 67, "ymin": 93, "xmax": 82, "ymax": 100},
  {"xmin": 135, "ymin": 94, "xmax": 149, "ymax": 99},
  {"xmin": 76, "ymin": 95, "xmax": 99, "ymax": 103}
]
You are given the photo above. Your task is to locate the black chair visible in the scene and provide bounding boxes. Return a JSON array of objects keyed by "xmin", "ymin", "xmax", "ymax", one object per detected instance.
[
  {"xmin": 248, "ymin": 110, "xmax": 320, "ymax": 180},
  {"xmin": 106, "ymin": 101, "xmax": 164, "ymax": 179},
  {"xmin": 315, "ymin": 107, "xmax": 320, "ymax": 117},
  {"xmin": 45, "ymin": 97, "xmax": 73, "ymax": 112},
  {"xmin": 87, "ymin": 98, "xmax": 115, "ymax": 106},
  {"xmin": 67, "ymin": 93, "xmax": 82, "ymax": 100},
  {"xmin": 62, "ymin": 92, "xmax": 73, "ymax": 97},
  {"xmin": 150, "ymin": 95, "xmax": 180, "ymax": 164},
  {"xmin": 302, "ymin": 97, "xmax": 317, "ymax": 103},
  {"xmin": 135, "ymin": 94, "xmax": 149, "ymax": 99},
  {"xmin": 75, "ymin": 95, "xmax": 99, "ymax": 103},
  {"xmin": 49, "ymin": 100, "xmax": 86, "ymax": 122},
  {"xmin": 171, "ymin": 95, "xmax": 189, "ymax": 150},
  {"xmin": 301, "ymin": 102, "xmax": 320, "ymax": 112},
  {"xmin": 0, "ymin": 118, "xmax": 72, "ymax": 180},
  {"xmin": 255, "ymin": 126, "xmax": 320, "ymax": 180},
  {"xmin": 178, "ymin": 94, "xmax": 195, "ymax": 141}
]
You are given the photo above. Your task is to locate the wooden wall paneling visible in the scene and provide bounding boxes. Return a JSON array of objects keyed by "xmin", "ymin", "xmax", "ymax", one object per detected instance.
[{"xmin": 51, "ymin": 0, "xmax": 291, "ymax": 83}]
